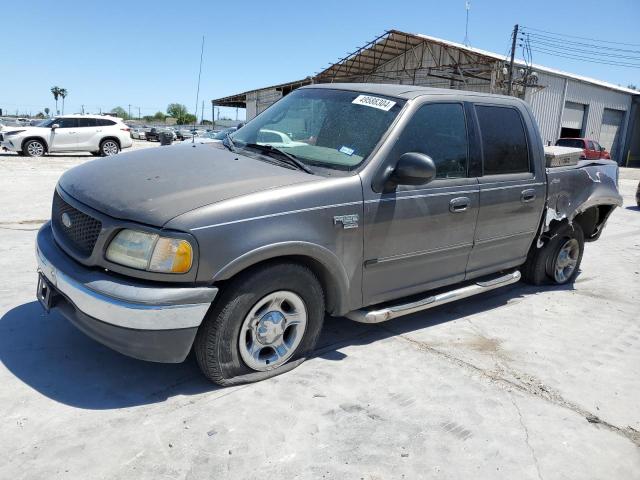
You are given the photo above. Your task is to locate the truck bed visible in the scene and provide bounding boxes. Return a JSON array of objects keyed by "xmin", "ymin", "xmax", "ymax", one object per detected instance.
[{"xmin": 544, "ymin": 159, "xmax": 622, "ymax": 240}]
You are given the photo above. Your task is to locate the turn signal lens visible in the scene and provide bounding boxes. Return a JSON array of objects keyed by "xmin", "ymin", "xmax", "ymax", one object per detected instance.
[{"xmin": 149, "ymin": 238, "xmax": 193, "ymax": 273}]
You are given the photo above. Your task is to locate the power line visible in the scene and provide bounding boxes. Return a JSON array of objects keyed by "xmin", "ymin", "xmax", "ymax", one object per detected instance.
[
  {"xmin": 520, "ymin": 25, "xmax": 640, "ymax": 47},
  {"xmin": 522, "ymin": 32, "xmax": 640, "ymax": 55},
  {"xmin": 525, "ymin": 45, "xmax": 640, "ymax": 69},
  {"xmin": 522, "ymin": 38, "xmax": 640, "ymax": 61}
]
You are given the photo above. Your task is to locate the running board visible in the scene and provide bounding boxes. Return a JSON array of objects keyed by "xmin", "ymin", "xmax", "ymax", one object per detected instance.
[{"xmin": 346, "ymin": 271, "xmax": 521, "ymax": 324}]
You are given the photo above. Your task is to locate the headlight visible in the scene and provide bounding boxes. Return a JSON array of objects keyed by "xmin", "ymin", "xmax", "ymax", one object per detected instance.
[{"xmin": 106, "ymin": 229, "xmax": 193, "ymax": 273}]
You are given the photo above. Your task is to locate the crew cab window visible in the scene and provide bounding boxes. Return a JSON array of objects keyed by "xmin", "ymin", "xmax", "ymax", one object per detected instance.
[
  {"xmin": 56, "ymin": 118, "xmax": 78, "ymax": 128},
  {"xmin": 391, "ymin": 103, "xmax": 468, "ymax": 179},
  {"xmin": 96, "ymin": 119, "xmax": 116, "ymax": 126},
  {"xmin": 78, "ymin": 118, "xmax": 97, "ymax": 127},
  {"xmin": 476, "ymin": 105, "xmax": 530, "ymax": 175},
  {"xmin": 588, "ymin": 140, "xmax": 595, "ymax": 150}
]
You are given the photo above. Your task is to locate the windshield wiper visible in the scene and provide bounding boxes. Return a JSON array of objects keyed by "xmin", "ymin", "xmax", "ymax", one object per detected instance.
[
  {"xmin": 243, "ymin": 143, "xmax": 313, "ymax": 174},
  {"xmin": 221, "ymin": 132, "xmax": 236, "ymax": 152}
]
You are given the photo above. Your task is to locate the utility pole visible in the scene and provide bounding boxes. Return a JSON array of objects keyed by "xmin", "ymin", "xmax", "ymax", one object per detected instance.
[
  {"xmin": 128, "ymin": 104, "xmax": 132, "ymax": 119},
  {"xmin": 138, "ymin": 107, "xmax": 141, "ymax": 120},
  {"xmin": 81, "ymin": 105, "xmax": 85, "ymax": 114},
  {"xmin": 507, "ymin": 24, "xmax": 519, "ymax": 96},
  {"xmin": 211, "ymin": 103, "xmax": 215, "ymax": 126}
]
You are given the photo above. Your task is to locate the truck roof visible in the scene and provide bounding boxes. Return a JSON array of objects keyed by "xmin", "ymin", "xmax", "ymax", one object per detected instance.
[{"xmin": 302, "ymin": 82, "xmax": 519, "ymax": 102}]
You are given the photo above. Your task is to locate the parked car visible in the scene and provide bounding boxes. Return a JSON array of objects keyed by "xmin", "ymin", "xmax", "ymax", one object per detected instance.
[
  {"xmin": 176, "ymin": 129, "xmax": 194, "ymax": 140},
  {"xmin": 35, "ymin": 84, "xmax": 622, "ymax": 385},
  {"xmin": 0, "ymin": 114, "xmax": 132, "ymax": 157},
  {"xmin": 200, "ymin": 127, "xmax": 237, "ymax": 143},
  {"xmin": 555, "ymin": 138, "xmax": 611, "ymax": 160},
  {"xmin": 636, "ymin": 181, "xmax": 640, "ymax": 208},
  {"xmin": 145, "ymin": 127, "xmax": 161, "ymax": 141}
]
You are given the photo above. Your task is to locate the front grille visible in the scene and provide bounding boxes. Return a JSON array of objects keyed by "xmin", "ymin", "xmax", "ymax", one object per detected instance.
[{"xmin": 52, "ymin": 191, "xmax": 102, "ymax": 255}]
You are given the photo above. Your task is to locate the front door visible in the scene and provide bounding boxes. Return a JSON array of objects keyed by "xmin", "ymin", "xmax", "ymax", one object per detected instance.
[
  {"xmin": 49, "ymin": 117, "xmax": 79, "ymax": 151},
  {"xmin": 466, "ymin": 103, "xmax": 546, "ymax": 278},
  {"xmin": 362, "ymin": 102, "xmax": 479, "ymax": 306}
]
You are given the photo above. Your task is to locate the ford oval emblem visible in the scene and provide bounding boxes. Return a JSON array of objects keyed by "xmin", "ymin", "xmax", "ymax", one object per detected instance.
[{"xmin": 61, "ymin": 212, "xmax": 72, "ymax": 228}]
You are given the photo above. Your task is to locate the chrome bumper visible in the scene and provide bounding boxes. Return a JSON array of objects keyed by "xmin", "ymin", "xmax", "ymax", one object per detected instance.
[{"xmin": 36, "ymin": 222, "xmax": 217, "ymax": 331}]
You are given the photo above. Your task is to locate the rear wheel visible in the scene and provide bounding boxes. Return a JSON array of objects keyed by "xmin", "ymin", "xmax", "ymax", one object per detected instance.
[
  {"xmin": 194, "ymin": 262, "xmax": 325, "ymax": 386},
  {"xmin": 23, "ymin": 139, "xmax": 46, "ymax": 157},
  {"xmin": 522, "ymin": 223, "xmax": 584, "ymax": 285},
  {"xmin": 99, "ymin": 139, "xmax": 119, "ymax": 156}
]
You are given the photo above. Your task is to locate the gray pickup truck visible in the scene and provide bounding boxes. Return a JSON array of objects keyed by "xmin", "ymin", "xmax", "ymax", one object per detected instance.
[{"xmin": 36, "ymin": 84, "xmax": 622, "ymax": 385}]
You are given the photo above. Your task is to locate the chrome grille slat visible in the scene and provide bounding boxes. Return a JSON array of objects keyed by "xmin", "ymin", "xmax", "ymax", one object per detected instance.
[{"xmin": 52, "ymin": 192, "xmax": 102, "ymax": 255}]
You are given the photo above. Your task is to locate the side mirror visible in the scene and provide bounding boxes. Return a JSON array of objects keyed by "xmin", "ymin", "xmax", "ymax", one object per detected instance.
[
  {"xmin": 51, "ymin": 123, "xmax": 60, "ymax": 130},
  {"xmin": 392, "ymin": 152, "xmax": 437, "ymax": 186}
]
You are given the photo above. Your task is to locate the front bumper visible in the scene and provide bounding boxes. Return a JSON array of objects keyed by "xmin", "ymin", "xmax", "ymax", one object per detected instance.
[{"xmin": 36, "ymin": 222, "xmax": 218, "ymax": 362}]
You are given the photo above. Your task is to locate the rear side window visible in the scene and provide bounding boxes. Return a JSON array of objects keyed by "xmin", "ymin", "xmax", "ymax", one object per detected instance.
[
  {"xmin": 476, "ymin": 105, "xmax": 529, "ymax": 175},
  {"xmin": 96, "ymin": 119, "xmax": 116, "ymax": 126},
  {"xmin": 391, "ymin": 103, "xmax": 468, "ymax": 179},
  {"xmin": 56, "ymin": 118, "xmax": 78, "ymax": 128},
  {"xmin": 556, "ymin": 138, "xmax": 584, "ymax": 149},
  {"xmin": 78, "ymin": 118, "xmax": 97, "ymax": 127}
]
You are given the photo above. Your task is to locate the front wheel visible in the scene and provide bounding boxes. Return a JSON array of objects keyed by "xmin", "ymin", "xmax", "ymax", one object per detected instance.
[
  {"xmin": 194, "ymin": 262, "xmax": 325, "ymax": 386},
  {"xmin": 99, "ymin": 139, "xmax": 120, "ymax": 156},
  {"xmin": 23, "ymin": 139, "xmax": 46, "ymax": 157},
  {"xmin": 522, "ymin": 223, "xmax": 584, "ymax": 285}
]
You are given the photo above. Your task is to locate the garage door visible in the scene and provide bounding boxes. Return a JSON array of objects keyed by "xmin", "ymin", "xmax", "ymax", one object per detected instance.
[
  {"xmin": 600, "ymin": 108, "xmax": 625, "ymax": 161},
  {"xmin": 562, "ymin": 102, "xmax": 586, "ymax": 131}
]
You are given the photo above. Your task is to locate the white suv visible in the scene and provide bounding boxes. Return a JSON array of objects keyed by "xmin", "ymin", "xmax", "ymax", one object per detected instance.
[{"xmin": 0, "ymin": 115, "xmax": 133, "ymax": 157}]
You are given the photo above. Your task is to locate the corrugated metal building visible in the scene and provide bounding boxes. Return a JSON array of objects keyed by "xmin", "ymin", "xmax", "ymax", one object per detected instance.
[{"xmin": 213, "ymin": 30, "xmax": 640, "ymax": 166}]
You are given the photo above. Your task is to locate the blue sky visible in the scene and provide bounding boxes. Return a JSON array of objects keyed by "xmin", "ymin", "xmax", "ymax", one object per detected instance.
[{"xmin": 1, "ymin": 0, "xmax": 638, "ymax": 120}]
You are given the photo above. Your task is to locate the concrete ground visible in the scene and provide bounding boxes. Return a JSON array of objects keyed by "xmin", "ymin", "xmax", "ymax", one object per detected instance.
[{"xmin": 0, "ymin": 144, "xmax": 639, "ymax": 479}]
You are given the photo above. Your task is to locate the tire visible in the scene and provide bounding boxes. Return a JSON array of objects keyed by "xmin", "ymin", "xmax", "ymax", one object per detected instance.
[
  {"xmin": 522, "ymin": 222, "xmax": 584, "ymax": 286},
  {"xmin": 99, "ymin": 139, "xmax": 120, "ymax": 156},
  {"xmin": 195, "ymin": 262, "xmax": 325, "ymax": 386},
  {"xmin": 22, "ymin": 139, "xmax": 46, "ymax": 157}
]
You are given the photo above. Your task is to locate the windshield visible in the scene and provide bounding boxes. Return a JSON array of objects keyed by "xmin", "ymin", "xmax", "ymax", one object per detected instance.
[
  {"xmin": 232, "ymin": 88, "xmax": 405, "ymax": 170},
  {"xmin": 556, "ymin": 139, "xmax": 584, "ymax": 149}
]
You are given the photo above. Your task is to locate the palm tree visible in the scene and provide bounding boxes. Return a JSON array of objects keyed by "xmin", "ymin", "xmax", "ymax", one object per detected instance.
[
  {"xmin": 59, "ymin": 88, "xmax": 68, "ymax": 115},
  {"xmin": 51, "ymin": 86, "xmax": 61, "ymax": 114}
]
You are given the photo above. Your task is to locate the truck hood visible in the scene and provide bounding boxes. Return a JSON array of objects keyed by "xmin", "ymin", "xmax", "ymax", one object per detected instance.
[{"xmin": 58, "ymin": 142, "xmax": 316, "ymax": 226}]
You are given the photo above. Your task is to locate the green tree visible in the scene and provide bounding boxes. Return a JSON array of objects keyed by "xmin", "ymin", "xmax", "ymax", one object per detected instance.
[
  {"xmin": 166, "ymin": 103, "xmax": 193, "ymax": 124},
  {"xmin": 44, "ymin": 107, "xmax": 50, "ymax": 117},
  {"xmin": 182, "ymin": 113, "xmax": 197, "ymax": 125},
  {"xmin": 110, "ymin": 106, "xmax": 129, "ymax": 120},
  {"xmin": 51, "ymin": 86, "xmax": 61, "ymax": 114},
  {"xmin": 153, "ymin": 111, "xmax": 166, "ymax": 121}
]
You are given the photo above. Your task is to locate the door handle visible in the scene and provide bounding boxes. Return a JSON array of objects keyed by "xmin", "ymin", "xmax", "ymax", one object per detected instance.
[
  {"xmin": 521, "ymin": 189, "xmax": 536, "ymax": 203},
  {"xmin": 449, "ymin": 197, "xmax": 470, "ymax": 213}
]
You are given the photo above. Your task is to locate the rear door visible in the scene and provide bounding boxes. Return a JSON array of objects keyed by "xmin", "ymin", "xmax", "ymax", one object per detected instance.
[
  {"xmin": 76, "ymin": 118, "xmax": 98, "ymax": 150},
  {"xmin": 49, "ymin": 117, "xmax": 79, "ymax": 151},
  {"xmin": 466, "ymin": 103, "xmax": 546, "ymax": 278},
  {"xmin": 362, "ymin": 101, "xmax": 480, "ymax": 305}
]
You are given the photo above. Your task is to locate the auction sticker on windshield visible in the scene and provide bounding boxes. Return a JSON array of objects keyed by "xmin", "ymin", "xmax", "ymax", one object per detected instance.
[{"xmin": 352, "ymin": 95, "xmax": 396, "ymax": 111}]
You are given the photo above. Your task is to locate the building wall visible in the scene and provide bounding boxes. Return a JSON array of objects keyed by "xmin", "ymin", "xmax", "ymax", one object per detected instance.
[
  {"xmin": 246, "ymin": 88, "xmax": 283, "ymax": 120},
  {"xmin": 525, "ymin": 71, "xmax": 633, "ymax": 150}
]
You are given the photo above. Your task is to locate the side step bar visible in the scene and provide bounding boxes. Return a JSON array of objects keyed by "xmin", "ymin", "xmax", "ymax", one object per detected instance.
[{"xmin": 346, "ymin": 270, "xmax": 521, "ymax": 324}]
